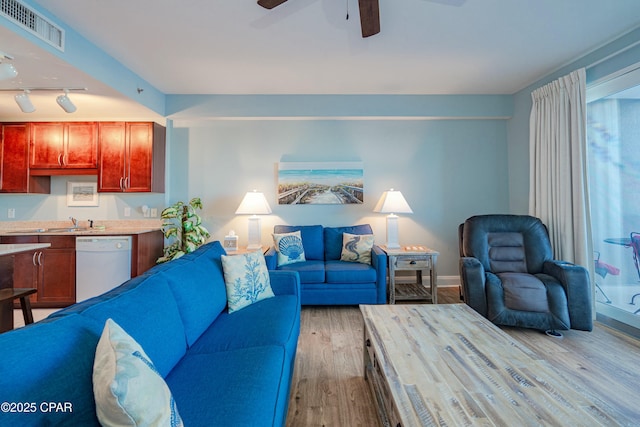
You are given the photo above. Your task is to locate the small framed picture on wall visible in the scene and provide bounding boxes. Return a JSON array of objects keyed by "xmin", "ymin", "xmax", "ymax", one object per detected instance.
[{"xmin": 67, "ymin": 182, "xmax": 99, "ymax": 207}]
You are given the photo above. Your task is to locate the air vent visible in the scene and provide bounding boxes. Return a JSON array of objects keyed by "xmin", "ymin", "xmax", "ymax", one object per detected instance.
[{"xmin": 0, "ymin": 0, "xmax": 64, "ymax": 51}]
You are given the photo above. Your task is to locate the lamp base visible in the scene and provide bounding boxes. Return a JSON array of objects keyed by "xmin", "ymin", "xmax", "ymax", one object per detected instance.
[
  {"xmin": 247, "ymin": 216, "xmax": 262, "ymax": 250},
  {"xmin": 385, "ymin": 214, "xmax": 401, "ymax": 249}
]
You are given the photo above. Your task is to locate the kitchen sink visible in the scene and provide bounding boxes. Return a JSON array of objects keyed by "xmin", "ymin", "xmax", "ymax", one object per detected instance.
[
  {"xmin": 46, "ymin": 227, "xmax": 91, "ymax": 233},
  {"xmin": 6, "ymin": 228, "xmax": 47, "ymax": 233}
]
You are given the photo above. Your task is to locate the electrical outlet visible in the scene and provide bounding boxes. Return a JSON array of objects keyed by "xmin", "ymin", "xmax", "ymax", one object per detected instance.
[
  {"xmin": 8, "ymin": 208, "xmax": 15, "ymax": 219},
  {"xmin": 124, "ymin": 207, "xmax": 131, "ymax": 217},
  {"xmin": 150, "ymin": 208, "xmax": 158, "ymax": 217}
]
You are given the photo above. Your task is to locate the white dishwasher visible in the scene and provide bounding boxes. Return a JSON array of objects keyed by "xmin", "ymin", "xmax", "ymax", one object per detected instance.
[{"xmin": 76, "ymin": 236, "xmax": 132, "ymax": 302}]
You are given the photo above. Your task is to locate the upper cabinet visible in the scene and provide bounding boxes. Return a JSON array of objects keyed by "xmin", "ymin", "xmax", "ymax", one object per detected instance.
[
  {"xmin": 0, "ymin": 123, "xmax": 50, "ymax": 193},
  {"xmin": 30, "ymin": 122, "xmax": 98, "ymax": 173},
  {"xmin": 98, "ymin": 122, "xmax": 166, "ymax": 193}
]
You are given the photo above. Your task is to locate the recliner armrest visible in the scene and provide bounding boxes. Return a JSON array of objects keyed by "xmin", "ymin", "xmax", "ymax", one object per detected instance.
[
  {"xmin": 543, "ymin": 260, "xmax": 593, "ymax": 331},
  {"xmin": 459, "ymin": 257, "xmax": 488, "ymax": 317}
]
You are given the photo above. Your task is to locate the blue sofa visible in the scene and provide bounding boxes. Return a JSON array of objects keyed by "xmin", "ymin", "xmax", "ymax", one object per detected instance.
[
  {"xmin": 265, "ymin": 224, "xmax": 387, "ymax": 305},
  {"xmin": 0, "ymin": 241, "xmax": 301, "ymax": 426}
]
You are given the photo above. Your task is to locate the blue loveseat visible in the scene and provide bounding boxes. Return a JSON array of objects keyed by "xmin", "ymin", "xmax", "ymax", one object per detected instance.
[
  {"xmin": 0, "ymin": 241, "xmax": 300, "ymax": 426},
  {"xmin": 265, "ymin": 224, "xmax": 387, "ymax": 305}
]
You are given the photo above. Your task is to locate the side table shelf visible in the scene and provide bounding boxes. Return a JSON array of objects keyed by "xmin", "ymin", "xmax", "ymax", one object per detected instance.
[{"xmin": 381, "ymin": 245, "xmax": 439, "ymax": 304}]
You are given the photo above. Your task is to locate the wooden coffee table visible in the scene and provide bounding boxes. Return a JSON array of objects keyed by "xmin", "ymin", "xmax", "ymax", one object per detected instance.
[{"xmin": 361, "ymin": 304, "xmax": 617, "ymax": 426}]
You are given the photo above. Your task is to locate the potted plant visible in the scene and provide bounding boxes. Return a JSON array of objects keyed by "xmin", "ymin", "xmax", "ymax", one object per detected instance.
[{"xmin": 157, "ymin": 197, "xmax": 211, "ymax": 263}]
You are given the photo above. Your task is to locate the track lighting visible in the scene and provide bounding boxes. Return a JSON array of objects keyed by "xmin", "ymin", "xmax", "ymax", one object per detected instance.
[
  {"xmin": 0, "ymin": 50, "xmax": 17, "ymax": 81},
  {"xmin": 1, "ymin": 87, "xmax": 87, "ymax": 113},
  {"xmin": 15, "ymin": 90, "xmax": 35, "ymax": 113},
  {"xmin": 56, "ymin": 90, "xmax": 76, "ymax": 113}
]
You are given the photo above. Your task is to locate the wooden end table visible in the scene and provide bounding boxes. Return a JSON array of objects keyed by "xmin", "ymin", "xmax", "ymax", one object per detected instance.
[{"xmin": 381, "ymin": 245, "xmax": 439, "ymax": 304}]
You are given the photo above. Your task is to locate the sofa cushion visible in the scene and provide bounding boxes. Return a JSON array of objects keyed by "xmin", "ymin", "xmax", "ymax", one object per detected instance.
[
  {"xmin": 188, "ymin": 295, "xmax": 300, "ymax": 355},
  {"xmin": 93, "ymin": 319, "xmax": 183, "ymax": 427},
  {"xmin": 340, "ymin": 232, "xmax": 375, "ymax": 265},
  {"xmin": 276, "ymin": 259, "xmax": 325, "ymax": 283},
  {"xmin": 78, "ymin": 276, "xmax": 187, "ymax": 377},
  {"xmin": 324, "ymin": 224, "xmax": 374, "ymax": 260},
  {"xmin": 273, "ymin": 230, "xmax": 306, "ymax": 266},
  {"xmin": 0, "ymin": 314, "xmax": 103, "ymax": 426},
  {"xmin": 274, "ymin": 224, "xmax": 324, "ymax": 260},
  {"xmin": 165, "ymin": 346, "xmax": 290, "ymax": 427},
  {"xmin": 221, "ymin": 250, "xmax": 275, "ymax": 313},
  {"xmin": 325, "ymin": 260, "xmax": 377, "ymax": 283},
  {"xmin": 160, "ymin": 241, "xmax": 228, "ymax": 346}
]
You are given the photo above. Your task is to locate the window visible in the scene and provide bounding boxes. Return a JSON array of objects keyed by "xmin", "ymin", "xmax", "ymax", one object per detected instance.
[{"xmin": 587, "ymin": 64, "xmax": 640, "ymax": 330}]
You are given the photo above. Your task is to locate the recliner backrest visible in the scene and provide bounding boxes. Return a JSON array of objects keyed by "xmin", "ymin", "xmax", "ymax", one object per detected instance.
[{"xmin": 461, "ymin": 215, "xmax": 553, "ymax": 274}]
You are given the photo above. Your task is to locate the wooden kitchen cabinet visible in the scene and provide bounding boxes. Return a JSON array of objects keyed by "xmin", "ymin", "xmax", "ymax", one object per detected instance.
[
  {"xmin": 30, "ymin": 122, "xmax": 98, "ymax": 173},
  {"xmin": 1, "ymin": 235, "xmax": 75, "ymax": 308},
  {"xmin": 0, "ymin": 123, "xmax": 50, "ymax": 193},
  {"xmin": 98, "ymin": 122, "xmax": 165, "ymax": 192}
]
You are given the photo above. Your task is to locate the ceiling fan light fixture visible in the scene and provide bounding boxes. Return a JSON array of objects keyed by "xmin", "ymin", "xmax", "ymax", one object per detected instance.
[
  {"xmin": 56, "ymin": 90, "xmax": 76, "ymax": 113},
  {"xmin": 15, "ymin": 90, "xmax": 35, "ymax": 113}
]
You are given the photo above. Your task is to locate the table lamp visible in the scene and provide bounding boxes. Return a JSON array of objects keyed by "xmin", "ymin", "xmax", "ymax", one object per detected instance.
[
  {"xmin": 373, "ymin": 189, "xmax": 413, "ymax": 249},
  {"xmin": 235, "ymin": 190, "xmax": 272, "ymax": 249}
]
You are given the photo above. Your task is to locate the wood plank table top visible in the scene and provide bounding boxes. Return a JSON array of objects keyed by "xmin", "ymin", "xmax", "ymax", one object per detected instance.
[{"xmin": 360, "ymin": 304, "xmax": 618, "ymax": 426}]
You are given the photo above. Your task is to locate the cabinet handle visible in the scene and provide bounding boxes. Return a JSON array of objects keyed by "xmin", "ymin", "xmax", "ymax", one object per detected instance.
[
  {"xmin": 124, "ymin": 176, "xmax": 129, "ymax": 191},
  {"xmin": 119, "ymin": 177, "xmax": 124, "ymax": 192},
  {"xmin": 32, "ymin": 252, "xmax": 38, "ymax": 266},
  {"xmin": 37, "ymin": 251, "xmax": 43, "ymax": 266},
  {"xmin": 58, "ymin": 153, "xmax": 63, "ymax": 166},
  {"xmin": 62, "ymin": 154, "xmax": 67, "ymax": 166}
]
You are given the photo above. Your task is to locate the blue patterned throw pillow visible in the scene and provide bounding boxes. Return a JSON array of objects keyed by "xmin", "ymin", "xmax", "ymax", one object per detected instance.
[
  {"xmin": 340, "ymin": 233, "xmax": 375, "ymax": 265},
  {"xmin": 272, "ymin": 230, "xmax": 306, "ymax": 266},
  {"xmin": 221, "ymin": 250, "xmax": 275, "ymax": 313},
  {"xmin": 93, "ymin": 319, "xmax": 183, "ymax": 427}
]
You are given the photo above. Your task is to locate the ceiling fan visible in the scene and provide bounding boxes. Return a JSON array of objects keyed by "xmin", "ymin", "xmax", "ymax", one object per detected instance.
[{"xmin": 257, "ymin": 0, "xmax": 381, "ymax": 38}]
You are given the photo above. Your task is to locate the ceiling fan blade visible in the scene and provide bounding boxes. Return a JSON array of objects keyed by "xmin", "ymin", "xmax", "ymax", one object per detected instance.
[
  {"xmin": 257, "ymin": 0, "xmax": 288, "ymax": 9},
  {"xmin": 358, "ymin": 0, "xmax": 380, "ymax": 38}
]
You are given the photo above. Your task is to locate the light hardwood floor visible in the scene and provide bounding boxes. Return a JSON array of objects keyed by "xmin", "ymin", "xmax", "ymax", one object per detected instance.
[{"xmin": 286, "ymin": 287, "xmax": 640, "ymax": 427}]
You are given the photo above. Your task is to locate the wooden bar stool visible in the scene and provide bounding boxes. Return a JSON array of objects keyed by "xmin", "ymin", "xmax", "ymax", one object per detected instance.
[{"xmin": 0, "ymin": 288, "xmax": 37, "ymax": 333}]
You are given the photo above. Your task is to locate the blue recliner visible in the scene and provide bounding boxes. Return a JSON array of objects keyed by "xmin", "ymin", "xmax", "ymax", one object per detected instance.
[{"xmin": 458, "ymin": 214, "xmax": 593, "ymax": 332}]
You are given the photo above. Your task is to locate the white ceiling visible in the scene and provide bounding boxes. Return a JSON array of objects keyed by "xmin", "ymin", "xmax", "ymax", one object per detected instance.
[{"xmin": 1, "ymin": 0, "xmax": 640, "ymax": 120}]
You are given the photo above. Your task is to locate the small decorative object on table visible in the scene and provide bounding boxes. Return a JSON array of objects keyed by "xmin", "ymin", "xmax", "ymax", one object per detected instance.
[
  {"xmin": 223, "ymin": 231, "xmax": 239, "ymax": 252},
  {"xmin": 382, "ymin": 244, "xmax": 439, "ymax": 304}
]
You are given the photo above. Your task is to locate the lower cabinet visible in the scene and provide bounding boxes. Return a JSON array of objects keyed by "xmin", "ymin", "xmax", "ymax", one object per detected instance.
[
  {"xmin": 1, "ymin": 231, "xmax": 163, "ymax": 308},
  {"xmin": 6, "ymin": 235, "xmax": 75, "ymax": 308}
]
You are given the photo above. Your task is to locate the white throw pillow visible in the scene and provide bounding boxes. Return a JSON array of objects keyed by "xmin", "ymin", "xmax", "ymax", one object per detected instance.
[
  {"xmin": 93, "ymin": 318, "xmax": 183, "ymax": 427},
  {"xmin": 221, "ymin": 250, "xmax": 275, "ymax": 313},
  {"xmin": 340, "ymin": 233, "xmax": 375, "ymax": 265},
  {"xmin": 272, "ymin": 230, "xmax": 306, "ymax": 266}
]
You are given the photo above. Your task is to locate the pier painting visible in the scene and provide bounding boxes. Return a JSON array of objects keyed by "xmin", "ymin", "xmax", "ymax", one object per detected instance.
[{"xmin": 278, "ymin": 162, "xmax": 364, "ymax": 205}]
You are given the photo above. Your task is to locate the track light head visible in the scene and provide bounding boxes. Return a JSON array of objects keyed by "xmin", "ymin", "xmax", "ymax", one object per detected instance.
[
  {"xmin": 56, "ymin": 90, "xmax": 76, "ymax": 113},
  {"xmin": 15, "ymin": 90, "xmax": 35, "ymax": 113},
  {"xmin": 0, "ymin": 62, "xmax": 17, "ymax": 81}
]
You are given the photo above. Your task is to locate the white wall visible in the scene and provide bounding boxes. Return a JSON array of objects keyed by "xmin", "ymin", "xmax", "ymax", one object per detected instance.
[{"xmin": 168, "ymin": 118, "xmax": 510, "ymax": 276}]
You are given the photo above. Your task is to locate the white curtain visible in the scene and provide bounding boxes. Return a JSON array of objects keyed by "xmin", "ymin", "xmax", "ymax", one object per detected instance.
[{"xmin": 529, "ymin": 68, "xmax": 593, "ymax": 274}]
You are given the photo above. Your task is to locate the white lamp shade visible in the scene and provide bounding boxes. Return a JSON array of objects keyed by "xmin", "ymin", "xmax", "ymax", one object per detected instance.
[
  {"xmin": 373, "ymin": 189, "xmax": 413, "ymax": 214},
  {"xmin": 235, "ymin": 191, "xmax": 272, "ymax": 215}
]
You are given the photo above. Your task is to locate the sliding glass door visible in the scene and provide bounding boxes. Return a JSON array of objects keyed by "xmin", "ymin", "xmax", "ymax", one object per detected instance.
[{"xmin": 587, "ymin": 65, "xmax": 640, "ymax": 330}]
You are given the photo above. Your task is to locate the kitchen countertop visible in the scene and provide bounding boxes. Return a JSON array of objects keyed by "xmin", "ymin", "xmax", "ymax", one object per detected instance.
[
  {"xmin": 0, "ymin": 243, "xmax": 51, "ymax": 256},
  {"xmin": 0, "ymin": 220, "xmax": 162, "ymax": 237}
]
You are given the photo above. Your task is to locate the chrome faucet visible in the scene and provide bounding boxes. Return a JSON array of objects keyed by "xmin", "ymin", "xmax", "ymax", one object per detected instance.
[{"xmin": 69, "ymin": 216, "xmax": 78, "ymax": 227}]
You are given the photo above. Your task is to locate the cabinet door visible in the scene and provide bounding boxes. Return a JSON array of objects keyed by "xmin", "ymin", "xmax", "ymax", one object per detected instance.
[
  {"xmin": 1, "ymin": 123, "xmax": 29, "ymax": 192},
  {"xmin": 38, "ymin": 248, "xmax": 76, "ymax": 306},
  {"xmin": 126, "ymin": 122, "xmax": 154, "ymax": 192},
  {"xmin": 64, "ymin": 122, "xmax": 98, "ymax": 168},
  {"xmin": 30, "ymin": 123, "xmax": 65, "ymax": 168},
  {"xmin": 98, "ymin": 122, "xmax": 127, "ymax": 192}
]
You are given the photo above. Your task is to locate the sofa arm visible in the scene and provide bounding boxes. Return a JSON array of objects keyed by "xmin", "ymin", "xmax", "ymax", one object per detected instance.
[
  {"xmin": 269, "ymin": 270, "xmax": 301, "ymax": 297},
  {"xmin": 372, "ymin": 245, "xmax": 388, "ymax": 304},
  {"xmin": 459, "ymin": 257, "xmax": 488, "ymax": 317},
  {"xmin": 543, "ymin": 260, "xmax": 593, "ymax": 331},
  {"xmin": 264, "ymin": 246, "xmax": 277, "ymax": 270}
]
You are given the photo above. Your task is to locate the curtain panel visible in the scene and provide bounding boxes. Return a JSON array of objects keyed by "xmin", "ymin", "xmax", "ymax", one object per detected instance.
[{"xmin": 529, "ymin": 68, "xmax": 593, "ymax": 276}]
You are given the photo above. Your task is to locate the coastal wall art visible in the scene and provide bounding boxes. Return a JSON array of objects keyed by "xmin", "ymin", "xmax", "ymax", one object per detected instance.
[{"xmin": 277, "ymin": 162, "xmax": 364, "ymax": 205}]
